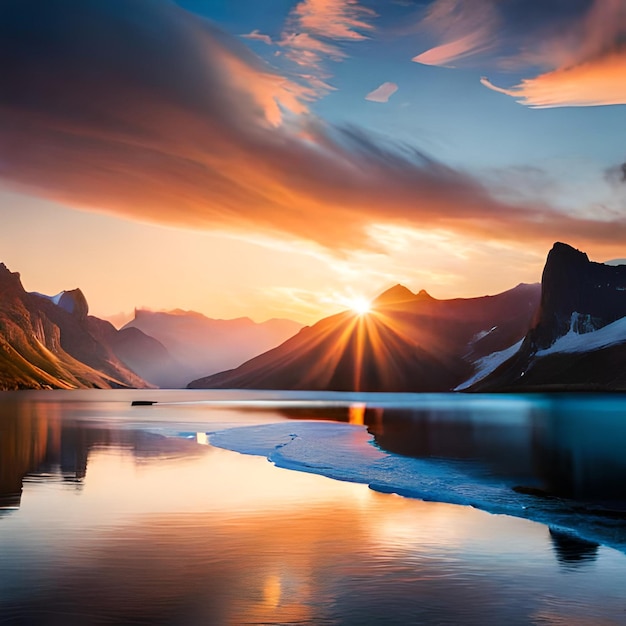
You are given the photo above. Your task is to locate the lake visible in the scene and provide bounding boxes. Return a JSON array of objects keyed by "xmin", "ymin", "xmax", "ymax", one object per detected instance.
[{"xmin": 2, "ymin": 389, "xmax": 626, "ymax": 624}]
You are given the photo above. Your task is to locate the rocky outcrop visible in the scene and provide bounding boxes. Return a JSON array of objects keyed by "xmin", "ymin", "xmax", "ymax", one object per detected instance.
[
  {"xmin": 471, "ymin": 243, "xmax": 626, "ymax": 392},
  {"xmin": 530, "ymin": 242, "xmax": 626, "ymax": 350},
  {"xmin": 0, "ymin": 262, "xmax": 150, "ymax": 390},
  {"xmin": 58, "ymin": 288, "xmax": 89, "ymax": 319}
]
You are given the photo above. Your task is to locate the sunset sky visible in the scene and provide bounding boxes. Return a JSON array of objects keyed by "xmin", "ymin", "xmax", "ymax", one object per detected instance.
[{"xmin": 1, "ymin": 0, "xmax": 625, "ymax": 325}]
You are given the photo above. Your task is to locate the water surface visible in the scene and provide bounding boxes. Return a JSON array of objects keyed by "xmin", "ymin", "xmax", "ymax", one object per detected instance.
[{"xmin": 2, "ymin": 390, "xmax": 626, "ymax": 624}]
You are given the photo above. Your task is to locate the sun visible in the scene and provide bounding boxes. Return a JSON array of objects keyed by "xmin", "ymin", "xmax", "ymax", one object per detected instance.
[{"xmin": 349, "ymin": 297, "xmax": 371, "ymax": 316}]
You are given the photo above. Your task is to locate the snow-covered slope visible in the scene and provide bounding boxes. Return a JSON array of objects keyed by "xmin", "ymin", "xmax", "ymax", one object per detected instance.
[
  {"xmin": 537, "ymin": 313, "xmax": 626, "ymax": 356},
  {"xmin": 455, "ymin": 340, "xmax": 523, "ymax": 390}
]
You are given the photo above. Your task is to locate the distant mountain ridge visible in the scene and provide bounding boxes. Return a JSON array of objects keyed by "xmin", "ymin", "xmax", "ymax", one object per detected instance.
[
  {"xmin": 189, "ymin": 282, "xmax": 541, "ymax": 391},
  {"xmin": 123, "ymin": 309, "xmax": 304, "ymax": 387}
]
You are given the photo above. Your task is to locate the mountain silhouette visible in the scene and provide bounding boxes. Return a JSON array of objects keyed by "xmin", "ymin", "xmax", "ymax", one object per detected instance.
[
  {"xmin": 189, "ymin": 283, "xmax": 540, "ymax": 391},
  {"xmin": 471, "ymin": 243, "xmax": 626, "ymax": 391}
]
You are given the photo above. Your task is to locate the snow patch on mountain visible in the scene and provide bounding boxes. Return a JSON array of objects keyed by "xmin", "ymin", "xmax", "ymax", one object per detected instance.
[
  {"xmin": 470, "ymin": 326, "xmax": 497, "ymax": 344},
  {"xmin": 537, "ymin": 313, "xmax": 626, "ymax": 356},
  {"xmin": 456, "ymin": 339, "xmax": 523, "ymax": 391},
  {"xmin": 31, "ymin": 291, "xmax": 65, "ymax": 306}
]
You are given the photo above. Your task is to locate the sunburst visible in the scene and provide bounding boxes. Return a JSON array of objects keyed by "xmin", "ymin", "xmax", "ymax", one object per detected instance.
[{"xmin": 347, "ymin": 297, "xmax": 371, "ymax": 316}]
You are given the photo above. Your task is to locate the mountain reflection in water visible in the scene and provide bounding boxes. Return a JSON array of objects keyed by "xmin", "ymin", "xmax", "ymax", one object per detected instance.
[
  {"xmin": 279, "ymin": 395, "xmax": 626, "ymax": 508},
  {"xmin": 0, "ymin": 398, "xmax": 206, "ymax": 513}
]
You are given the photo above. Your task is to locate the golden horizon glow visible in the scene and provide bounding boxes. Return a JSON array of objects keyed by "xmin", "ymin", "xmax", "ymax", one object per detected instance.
[
  {"xmin": 5, "ymin": 191, "xmax": 626, "ymax": 328},
  {"xmin": 348, "ymin": 297, "xmax": 372, "ymax": 316}
]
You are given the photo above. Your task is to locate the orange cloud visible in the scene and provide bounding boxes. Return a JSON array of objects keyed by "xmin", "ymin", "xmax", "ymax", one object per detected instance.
[
  {"xmin": 277, "ymin": 0, "xmax": 375, "ymax": 80},
  {"xmin": 1, "ymin": 0, "xmax": 625, "ymax": 255},
  {"xmin": 279, "ymin": 32, "xmax": 345, "ymax": 69},
  {"xmin": 220, "ymin": 51, "xmax": 316, "ymax": 126},
  {"xmin": 481, "ymin": 0, "xmax": 626, "ymax": 107},
  {"xmin": 509, "ymin": 0, "xmax": 626, "ymax": 71},
  {"xmin": 413, "ymin": 0, "xmax": 626, "ymax": 108},
  {"xmin": 481, "ymin": 50, "xmax": 626, "ymax": 107},
  {"xmin": 292, "ymin": 0, "xmax": 375, "ymax": 41}
]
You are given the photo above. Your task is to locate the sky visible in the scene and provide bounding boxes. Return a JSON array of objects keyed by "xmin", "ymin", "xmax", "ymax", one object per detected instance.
[{"xmin": 1, "ymin": 0, "xmax": 625, "ymax": 325}]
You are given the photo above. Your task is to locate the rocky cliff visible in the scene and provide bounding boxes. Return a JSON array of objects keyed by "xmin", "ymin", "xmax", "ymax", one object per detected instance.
[
  {"xmin": 530, "ymin": 242, "xmax": 626, "ymax": 350},
  {"xmin": 0, "ymin": 263, "xmax": 149, "ymax": 390},
  {"xmin": 470, "ymin": 243, "xmax": 626, "ymax": 391}
]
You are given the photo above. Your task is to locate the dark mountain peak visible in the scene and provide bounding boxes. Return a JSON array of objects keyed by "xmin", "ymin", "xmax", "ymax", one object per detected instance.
[
  {"xmin": 473, "ymin": 245, "xmax": 626, "ymax": 391},
  {"xmin": 549, "ymin": 241, "xmax": 589, "ymax": 262},
  {"xmin": 117, "ymin": 326, "xmax": 147, "ymax": 340},
  {"xmin": 58, "ymin": 288, "xmax": 89, "ymax": 319},
  {"xmin": 374, "ymin": 284, "xmax": 416, "ymax": 305},
  {"xmin": 531, "ymin": 242, "xmax": 626, "ymax": 349}
]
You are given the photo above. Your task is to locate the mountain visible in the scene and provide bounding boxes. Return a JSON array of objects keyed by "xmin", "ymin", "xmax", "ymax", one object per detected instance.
[
  {"xmin": 189, "ymin": 283, "xmax": 540, "ymax": 392},
  {"xmin": 108, "ymin": 327, "xmax": 184, "ymax": 389},
  {"xmin": 123, "ymin": 309, "xmax": 304, "ymax": 386},
  {"xmin": 0, "ymin": 263, "xmax": 150, "ymax": 390},
  {"xmin": 84, "ymin": 315, "xmax": 183, "ymax": 388},
  {"xmin": 469, "ymin": 243, "xmax": 626, "ymax": 391}
]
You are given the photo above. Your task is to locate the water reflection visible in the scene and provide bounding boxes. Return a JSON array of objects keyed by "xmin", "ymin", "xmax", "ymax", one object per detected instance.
[
  {"xmin": 0, "ymin": 400, "xmax": 206, "ymax": 513},
  {"xmin": 3, "ymin": 393, "xmax": 626, "ymax": 624},
  {"xmin": 0, "ymin": 400, "xmax": 58, "ymax": 509},
  {"xmin": 549, "ymin": 528, "xmax": 599, "ymax": 567},
  {"xmin": 279, "ymin": 396, "xmax": 626, "ymax": 511},
  {"xmin": 2, "ymin": 428, "xmax": 626, "ymax": 625}
]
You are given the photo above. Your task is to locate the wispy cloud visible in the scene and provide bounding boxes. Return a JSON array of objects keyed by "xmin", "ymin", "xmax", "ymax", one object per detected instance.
[
  {"xmin": 290, "ymin": 0, "xmax": 376, "ymax": 41},
  {"xmin": 279, "ymin": 32, "xmax": 346, "ymax": 69},
  {"xmin": 277, "ymin": 0, "xmax": 376, "ymax": 93},
  {"xmin": 241, "ymin": 30, "xmax": 273, "ymax": 46},
  {"xmin": 1, "ymin": 0, "xmax": 625, "ymax": 256},
  {"xmin": 412, "ymin": 0, "xmax": 497, "ymax": 67},
  {"xmin": 505, "ymin": 0, "xmax": 626, "ymax": 72},
  {"xmin": 365, "ymin": 82, "xmax": 398, "ymax": 103},
  {"xmin": 413, "ymin": 31, "xmax": 492, "ymax": 67},
  {"xmin": 482, "ymin": 0, "xmax": 626, "ymax": 107},
  {"xmin": 415, "ymin": 0, "xmax": 626, "ymax": 107},
  {"xmin": 481, "ymin": 51, "xmax": 626, "ymax": 107}
]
